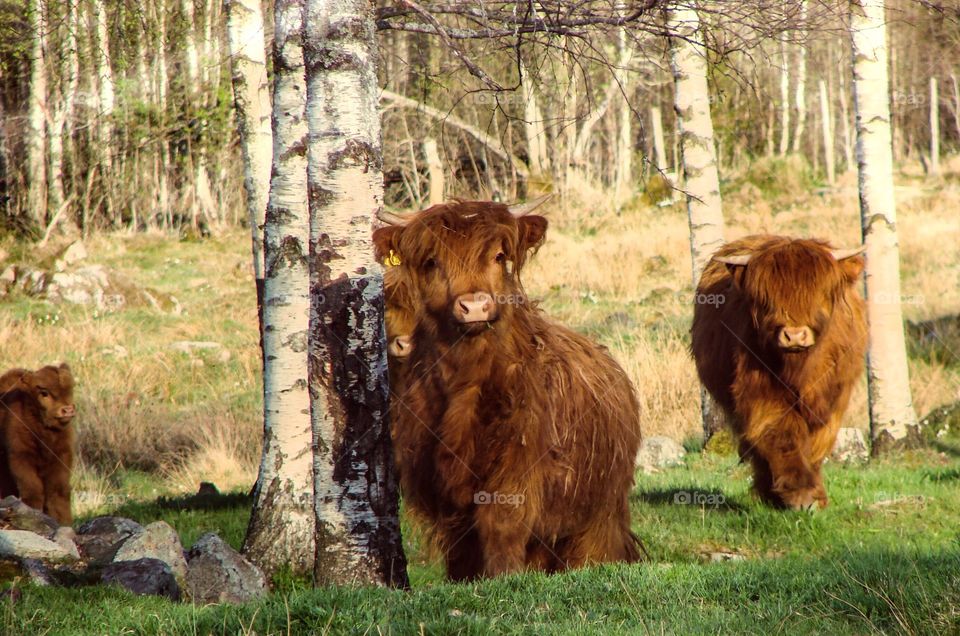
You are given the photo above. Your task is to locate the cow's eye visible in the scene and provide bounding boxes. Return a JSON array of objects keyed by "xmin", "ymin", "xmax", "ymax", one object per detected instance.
[
  {"xmin": 495, "ymin": 251, "xmax": 506, "ymax": 264},
  {"xmin": 38, "ymin": 390, "xmax": 50, "ymax": 399},
  {"xmin": 422, "ymin": 257, "xmax": 438, "ymax": 272}
]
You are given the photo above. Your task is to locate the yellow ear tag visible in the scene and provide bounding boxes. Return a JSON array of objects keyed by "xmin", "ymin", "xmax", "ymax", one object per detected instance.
[{"xmin": 383, "ymin": 250, "xmax": 402, "ymax": 267}]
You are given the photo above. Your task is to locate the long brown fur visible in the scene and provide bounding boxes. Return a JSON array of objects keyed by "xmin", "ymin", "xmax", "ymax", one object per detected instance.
[
  {"xmin": 374, "ymin": 201, "xmax": 642, "ymax": 580},
  {"xmin": 0, "ymin": 363, "xmax": 77, "ymax": 525},
  {"xmin": 691, "ymin": 235, "xmax": 867, "ymax": 510}
]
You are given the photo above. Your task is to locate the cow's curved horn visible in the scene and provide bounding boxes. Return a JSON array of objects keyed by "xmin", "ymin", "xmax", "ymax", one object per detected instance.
[
  {"xmin": 377, "ymin": 209, "xmax": 413, "ymax": 226},
  {"xmin": 507, "ymin": 194, "xmax": 553, "ymax": 217},
  {"xmin": 830, "ymin": 245, "xmax": 866, "ymax": 260},
  {"xmin": 713, "ymin": 254, "xmax": 752, "ymax": 266}
]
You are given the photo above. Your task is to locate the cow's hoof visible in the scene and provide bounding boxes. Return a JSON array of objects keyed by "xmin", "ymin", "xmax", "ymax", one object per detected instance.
[{"xmin": 782, "ymin": 488, "xmax": 822, "ymax": 511}]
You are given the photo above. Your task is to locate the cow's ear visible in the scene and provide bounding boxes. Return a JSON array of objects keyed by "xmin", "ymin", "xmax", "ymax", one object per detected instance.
[
  {"xmin": 372, "ymin": 226, "xmax": 404, "ymax": 264},
  {"xmin": 518, "ymin": 215, "xmax": 548, "ymax": 252},
  {"xmin": 724, "ymin": 264, "xmax": 748, "ymax": 289},
  {"xmin": 837, "ymin": 253, "xmax": 865, "ymax": 284}
]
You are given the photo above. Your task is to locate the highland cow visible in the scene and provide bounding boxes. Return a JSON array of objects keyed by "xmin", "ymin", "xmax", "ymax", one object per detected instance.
[
  {"xmin": 0, "ymin": 363, "xmax": 77, "ymax": 525},
  {"xmin": 691, "ymin": 235, "xmax": 867, "ymax": 510},
  {"xmin": 374, "ymin": 198, "xmax": 642, "ymax": 580}
]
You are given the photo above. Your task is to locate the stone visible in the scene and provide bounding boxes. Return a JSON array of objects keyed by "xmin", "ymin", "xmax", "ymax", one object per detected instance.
[
  {"xmin": 52, "ymin": 527, "xmax": 80, "ymax": 560},
  {"xmin": 0, "ymin": 497, "xmax": 59, "ymax": 539},
  {"xmin": 635, "ymin": 436, "xmax": 686, "ymax": 473},
  {"xmin": 0, "ymin": 557, "xmax": 53, "ymax": 586},
  {"xmin": 102, "ymin": 558, "xmax": 181, "ymax": 601},
  {"xmin": 112, "ymin": 521, "xmax": 187, "ymax": 580},
  {"xmin": 185, "ymin": 533, "xmax": 266, "ymax": 604},
  {"xmin": 197, "ymin": 482, "xmax": 219, "ymax": 496},
  {"xmin": 76, "ymin": 516, "xmax": 145, "ymax": 562},
  {"xmin": 54, "ymin": 241, "xmax": 88, "ymax": 272},
  {"xmin": 0, "ymin": 530, "xmax": 78, "ymax": 562},
  {"xmin": 830, "ymin": 428, "xmax": 869, "ymax": 463}
]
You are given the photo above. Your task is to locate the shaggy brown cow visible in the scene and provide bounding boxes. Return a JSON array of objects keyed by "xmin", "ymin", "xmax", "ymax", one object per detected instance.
[
  {"xmin": 0, "ymin": 363, "xmax": 77, "ymax": 524},
  {"xmin": 691, "ymin": 235, "xmax": 866, "ymax": 510},
  {"xmin": 374, "ymin": 199, "xmax": 642, "ymax": 580}
]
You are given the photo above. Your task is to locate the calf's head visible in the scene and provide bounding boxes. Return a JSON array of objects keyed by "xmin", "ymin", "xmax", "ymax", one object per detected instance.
[
  {"xmin": 715, "ymin": 239, "xmax": 864, "ymax": 353},
  {"xmin": 373, "ymin": 197, "xmax": 549, "ymax": 338},
  {"xmin": 384, "ymin": 266, "xmax": 417, "ymax": 361},
  {"xmin": 18, "ymin": 363, "xmax": 76, "ymax": 430}
]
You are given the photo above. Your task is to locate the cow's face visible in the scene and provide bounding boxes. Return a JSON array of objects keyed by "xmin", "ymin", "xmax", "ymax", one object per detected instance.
[
  {"xmin": 22, "ymin": 363, "xmax": 76, "ymax": 430},
  {"xmin": 718, "ymin": 240, "xmax": 864, "ymax": 354},
  {"xmin": 374, "ymin": 202, "xmax": 547, "ymax": 338},
  {"xmin": 384, "ymin": 267, "xmax": 417, "ymax": 361}
]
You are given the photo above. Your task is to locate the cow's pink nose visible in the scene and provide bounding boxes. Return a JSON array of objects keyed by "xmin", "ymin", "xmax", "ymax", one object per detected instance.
[
  {"xmin": 388, "ymin": 335, "xmax": 412, "ymax": 359},
  {"xmin": 453, "ymin": 292, "xmax": 495, "ymax": 323},
  {"xmin": 58, "ymin": 404, "xmax": 76, "ymax": 419},
  {"xmin": 778, "ymin": 326, "xmax": 814, "ymax": 349}
]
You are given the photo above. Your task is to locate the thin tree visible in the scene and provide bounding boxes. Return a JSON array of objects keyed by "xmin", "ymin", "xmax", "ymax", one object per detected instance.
[
  {"xmin": 849, "ymin": 0, "xmax": 921, "ymax": 454},
  {"xmin": 668, "ymin": 3, "xmax": 727, "ymax": 441},
  {"xmin": 242, "ymin": 0, "xmax": 316, "ymax": 579},
  {"xmin": 303, "ymin": 0, "xmax": 408, "ymax": 587},
  {"xmin": 224, "ymin": 0, "xmax": 272, "ymax": 329},
  {"xmin": 25, "ymin": 0, "xmax": 47, "ymax": 226}
]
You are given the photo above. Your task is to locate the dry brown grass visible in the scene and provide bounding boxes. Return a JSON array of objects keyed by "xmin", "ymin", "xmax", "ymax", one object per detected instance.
[{"xmin": 0, "ymin": 161, "xmax": 957, "ymax": 506}]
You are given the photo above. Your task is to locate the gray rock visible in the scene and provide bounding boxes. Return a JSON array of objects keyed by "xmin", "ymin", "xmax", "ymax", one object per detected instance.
[
  {"xmin": 0, "ymin": 530, "xmax": 78, "ymax": 562},
  {"xmin": 635, "ymin": 436, "xmax": 687, "ymax": 473},
  {"xmin": 55, "ymin": 241, "xmax": 88, "ymax": 272},
  {"xmin": 0, "ymin": 497, "xmax": 59, "ymax": 539},
  {"xmin": 112, "ymin": 521, "xmax": 187, "ymax": 580},
  {"xmin": 52, "ymin": 527, "xmax": 80, "ymax": 560},
  {"xmin": 185, "ymin": 533, "xmax": 266, "ymax": 604},
  {"xmin": 76, "ymin": 516, "xmax": 145, "ymax": 562},
  {"xmin": 102, "ymin": 558, "xmax": 181, "ymax": 601},
  {"xmin": 830, "ymin": 427, "xmax": 869, "ymax": 463},
  {"xmin": 0, "ymin": 557, "xmax": 54, "ymax": 586}
]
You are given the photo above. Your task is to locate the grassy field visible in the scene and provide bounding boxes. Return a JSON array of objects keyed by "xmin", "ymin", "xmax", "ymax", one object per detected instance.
[{"xmin": 1, "ymin": 158, "xmax": 960, "ymax": 633}]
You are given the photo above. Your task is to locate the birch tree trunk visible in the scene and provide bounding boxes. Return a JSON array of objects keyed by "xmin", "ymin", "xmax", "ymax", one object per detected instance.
[
  {"xmin": 92, "ymin": 0, "xmax": 115, "ymax": 167},
  {"xmin": 819, "ymin": 80, "xmax": 836, "ymax": 184},
  {"xmin": 242, "ymin": 0, "xmax": 316, "ymax": 579},
  {"xmin": 650, "ymin": 106, "xmax": 669, "ymax": 177},
  {"xmin": 49, "ymin": 0, "xmax": 79, "ymax": 226},
  {"xmin": 850, "ymin": 0, "xmax": 921, "ymax": 454},
  {"xmin": 778, "ymin": 36, "xmax": 791, "ymax": 156},
  {"xmin": 303, "ymin": 0, "xmax": 408, "ymax": 588},
  {"xmin": 838, "ymin": 54, "xmax": 855, "ymax": 172},
  {"xmin": 614, "ymin": 23, "xmax": 633, "ymax": 203},
  {"xmin": 930, "ymin": 77, "xmax": 939, "ymax": 176},
  {"xmin": 26, "ymin": 0, "xmax": 47, "ymax": 226},
  {"xmin": 791, "ymin": 0, "xmax": 808, "ymax": 154},
  {"xmin": 668, "ymin": 4, "xmax": 727, "ymax": 441},
  {"xmin": 521, "ymin": 60, "xmax": 550, "ymax": 178},
  {"xmin": 423, "ymin": 138, "xmax": 444, "ymax": 205},
  {"xmin": 224, "ymin": 0, "xmax": 272, "ymax": 331}
]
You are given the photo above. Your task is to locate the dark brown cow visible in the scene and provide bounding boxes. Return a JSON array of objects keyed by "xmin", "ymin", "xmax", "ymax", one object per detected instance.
[
  {"xmin": 374, "ymin": 199, "xmax": 642, "ymax": 580},
  {"xmin": 0, "ymin": 363, "xmax": 77, "ymax": 524},
  {"xmin": 691, "ymin": 235, "xmax": 867, "ymax": 510}
]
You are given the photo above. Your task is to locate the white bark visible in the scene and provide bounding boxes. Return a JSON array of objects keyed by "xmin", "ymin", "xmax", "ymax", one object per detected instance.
[
  {"xmin": 224, "ymin": 0, "xmax": 272, "ymax": 297},
  {"xmin": 791, "ymin": 0, "xmax": 808, "ymax": 154},
  {"xmin": 850, "ymin": 0, "xmax": 920, "ymax": 453},
  {"xmin": 304, "ymin": 0, "xmax": 407, "ymax": 588},
  {"xmin": 521, "ymin": 60, "xmax": 550, "ymax": 177},
  {"xmin": 779, "ymin": 36, "xmax": 791, "ymax": 156},
  {"xmin": 49, "ymin": 1, "xmax": 79, "ymax": 220},
  {"xmin": 92, "ymin": 0, "xmax": 114, "ymax": 164},
  {"xmin": 819, "ymin": 80, "xmax": 835, "ymax": 184},
  {"xmin": 423, "ymin": 138, "xmax": 444, "ymax": 205},
  {"xmin": 669, "ymin": 4, "xmax": 727, "ymax": 441},
  {"xmin": 242, "ymin": 0, "xmax": 315, "ymax": 578},
  {"xmin": 930, "ymin": 77, "xmax": 940, "ymax": 176},
  {"xmin": 650, "ymin": 106, "xmax": 669, "ymax": 175},
  {"xmin": 614, "ymin": 24, "xmax": 633, "ymax": 202},
  {"xmin": 838, "ymin": 59, "xmax": 855, "ymax": 172},
  {"xmin": 181, "ymin": 0, "xmax": 201, "ymax": 88},
  {"xmin": 26, "ymin": 0, "xmax": 47, "ymax": 225}
]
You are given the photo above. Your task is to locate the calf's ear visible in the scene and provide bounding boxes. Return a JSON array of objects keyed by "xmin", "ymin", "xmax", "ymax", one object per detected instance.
[
  {"xmin": 518, "ymin": 215, "xmax": 548, "ymax": 253},
  {"xmin": 372, "ymin": 226, "xmax": 404, "ymax": 263},
  {"xmin": 836, "ymin": 253, "xmax": 865, "ymax": 284}
]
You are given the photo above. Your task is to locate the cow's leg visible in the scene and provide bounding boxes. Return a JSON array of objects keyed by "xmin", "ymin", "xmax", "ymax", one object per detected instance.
[
  {"xmin": 474, "ymin": 496, "xmax": 533, "ymax": 577},
  {"xmin": 43, "ymin": 461, "xmax": 73, "ymax": 526},
  {"xmin": 9, "ymin": 456, "xmax": 44, "ymax": 513},
  {"xmin": 745, "ymin": 410, "xmax": 823, "ymax": 510},
  {"xmin": 441, "ymin": 519, "xmax": 483, "ymax": 582}
]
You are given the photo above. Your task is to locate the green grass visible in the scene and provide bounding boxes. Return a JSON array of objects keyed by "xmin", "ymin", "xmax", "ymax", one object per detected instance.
[{"xmin": 6, "ymin": 448, "xmax": 959, "ymax": 635}]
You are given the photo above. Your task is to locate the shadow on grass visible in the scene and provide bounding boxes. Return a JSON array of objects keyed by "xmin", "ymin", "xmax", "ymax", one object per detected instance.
[{"xmin": 632, "ymin": 487, "xmax": 749, "ymax": 512}]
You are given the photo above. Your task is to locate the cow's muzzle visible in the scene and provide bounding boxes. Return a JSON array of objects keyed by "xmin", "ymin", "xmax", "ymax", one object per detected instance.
[
  {"xmin": 388, "ymin": 335, "xmax": 413, "ymax": 359},
  {"xmin": 453, "ymin": 292, "xmax": 497, "ymax": 324},
  {"xmin": 778, "ymin": 326, "xmax": 815, "ymax": 351}
]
